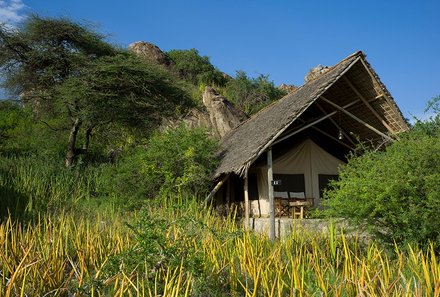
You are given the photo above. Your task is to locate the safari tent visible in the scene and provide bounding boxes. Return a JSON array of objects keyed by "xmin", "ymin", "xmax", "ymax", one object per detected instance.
[{"xmin": 209, "ymin": 51, "xmax": 409, "ymax": 228}]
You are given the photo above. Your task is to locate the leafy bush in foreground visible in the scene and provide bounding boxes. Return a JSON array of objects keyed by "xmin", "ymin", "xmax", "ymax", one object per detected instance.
[{"xmin": 322, "ymin": 120, "xmax": 440, "ymax": 249}]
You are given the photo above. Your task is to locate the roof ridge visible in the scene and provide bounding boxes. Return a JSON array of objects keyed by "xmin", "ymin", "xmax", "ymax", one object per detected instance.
[{"xmin": 220, "ymin": 51, "xmax": 364, "ymax": 140}]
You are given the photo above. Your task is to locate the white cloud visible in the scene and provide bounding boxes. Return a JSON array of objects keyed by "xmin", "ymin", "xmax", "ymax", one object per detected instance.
[{"xmin": 0, "ymin": 0, "xmax": 25, "ymax": 26}]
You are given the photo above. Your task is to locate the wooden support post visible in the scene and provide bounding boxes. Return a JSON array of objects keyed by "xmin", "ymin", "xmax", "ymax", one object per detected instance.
[
  {"xmin": 244, "ymin": 173, "xmax": 250, "ymax": 230},
  {"xmin": 226, "ymin": 178, "xmax": 231, "ymax": 215},
  {"xmin": 204, "ymin": 174, "xmax": 229, "ymax": 206},
  {"xmin": 267, "ymin": 148, "xmax": 275, "ymax": 240}
]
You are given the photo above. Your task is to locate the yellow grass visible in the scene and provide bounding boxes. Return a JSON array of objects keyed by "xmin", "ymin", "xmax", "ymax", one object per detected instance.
[{"xmin": 1, "ymin": 207, "xmax": 439, "ymax": 296}]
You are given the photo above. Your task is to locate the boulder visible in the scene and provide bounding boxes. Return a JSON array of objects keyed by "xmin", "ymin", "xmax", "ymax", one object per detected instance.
[
  {"xmin": 128, "ymin": 41, "xmax": 173, "ymax": 68},
  {"xmin": 165, "ymin": 87, "xmax": 247, "ymax": 139},
  {"xmin": 202, "ymin": 86, "xmax": 248, "ymax": 138},
  {"xmin": 304, "ymin": 64, "xmax": 330, "ymax": 83},
  {"xmin": 278, "ymin": 83, "xmax": 298, "ymax": 93}
]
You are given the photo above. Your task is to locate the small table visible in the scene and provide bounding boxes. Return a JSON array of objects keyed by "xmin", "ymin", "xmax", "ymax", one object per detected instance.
[{"xmin": 289, "ymin": 200, "xmax": 312, "ymax": 219}]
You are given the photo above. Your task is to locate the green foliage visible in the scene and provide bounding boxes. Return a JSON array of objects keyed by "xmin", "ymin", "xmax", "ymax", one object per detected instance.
[
  {"xmin": 0, "ymin": 100, "xmax": 66, "ymax": 157},
  {"xmin": 1, "ymin": 16, "xmax": 187, "ymax": 167},
  {"xmin": 223, "ymin": 70, "xmax": 286, "ymax": 115},
  {"xmin": 168, "ymin": 49, "xmax": 228, "ymax": 87},
  {"xmin": 322, "ymin": 121, "xmax": 440, "ymax": 249},
  {"xmin": 0, "ymin": 100, "xmax": 29, "ymax": 143},
  {"xmin": 58, "ymin": 53, "xmax": 193, "ymax": 131},
  {"xmin": 0, "ymin": 15, "xmax": 116, "ymax": 110},
  {"xmin": 0, "ymin": 154, "xmax": 103, "ymax": 219},
  {"xmin": 103, "ymin": 202, "xmax": 205, "ymax": 284},
  {"xmin": 101, "ymin": 125, "xmax": 219, "ymax": 204}
]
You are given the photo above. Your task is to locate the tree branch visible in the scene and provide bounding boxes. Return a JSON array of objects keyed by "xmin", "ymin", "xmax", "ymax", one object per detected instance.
[{"xmin": 40, "ymin": 120, "xmax": 61, "ymax": 131}]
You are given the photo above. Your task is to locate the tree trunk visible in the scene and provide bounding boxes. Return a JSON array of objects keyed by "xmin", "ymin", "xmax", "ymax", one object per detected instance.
[
  {"xmin": 82, "ymin": 126, "xmax": 93, "ymax": 153},
  {"xmin": 64, "ymin": 117, "xmax": 82, "ymax": 167}
]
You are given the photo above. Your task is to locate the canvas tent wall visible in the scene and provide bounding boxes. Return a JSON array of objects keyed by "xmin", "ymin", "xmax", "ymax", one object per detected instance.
[{"xmin": 249, "ymin": 138, "xmax": 344, "ymax": 216}]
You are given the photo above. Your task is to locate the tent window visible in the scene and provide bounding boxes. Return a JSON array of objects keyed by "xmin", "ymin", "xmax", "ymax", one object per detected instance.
[
  {"xmin": 248, "ymin": 173, "xmax": 259, "ymax": 200},
  {"xmin": 273, "ymin": 174, "xmax": 305, "ymax": 196},
  {"xmin": 318, "ymin": 174, "xmax": 338, "ymax": 199}
]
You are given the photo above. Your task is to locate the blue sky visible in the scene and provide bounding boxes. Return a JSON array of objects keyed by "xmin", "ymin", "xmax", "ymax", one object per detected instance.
[{"xmin": 1, "ymin": 0, "xmax": 439, "ymax": 120}]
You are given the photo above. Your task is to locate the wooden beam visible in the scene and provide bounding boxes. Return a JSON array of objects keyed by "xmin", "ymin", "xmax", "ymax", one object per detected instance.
[
  {"xmin": 315, "ymin": 102, "xmax": 356, "ymax": 146},
  {"xmin": 374, "ymin": 94, "xmax": 385, "ymax": 100},
  {"xmin": 343, "ymin": 76, "xmax": 395, "ymax": 135},
  {"xmin": 249, "ymin": 56, "xmax": 363, "ymax": 171},
  {"xmin": 360, "ymin": 58, "xmax": 407, "ymax": 130},
  {"xmin": 294, "ymin": 116, "xmax": 354, "ymax": 149},
  {"xmin": 272, "ymin": 99, "xmax": 361, "ymax": 146},
  {"xmin": 267, "ymin": 148, "xmax": 275, "ymax": 240},
  {"xmin": 204, "ymin": 174, "xmax": 229, "ymax": 206},
  {"xmin": 320, "ymin": 96, "xmax": 394, "ymax": 142},
  {"xmin": 244, "ymin": 173, "xmax": 250, "ymax": 230},
  {"xmin": 311, "ymin": 126, "xmax": 354, "ymax": 150}
]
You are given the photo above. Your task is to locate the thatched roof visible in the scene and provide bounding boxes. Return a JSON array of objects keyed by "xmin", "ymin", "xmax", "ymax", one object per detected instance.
[{"xmin": 215, "ymin": 51, "xmax": 409, "ymax": 178}]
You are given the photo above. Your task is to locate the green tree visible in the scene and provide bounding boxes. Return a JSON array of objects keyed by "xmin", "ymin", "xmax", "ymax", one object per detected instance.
[
  {"xmin": 0, "ymin": 15, "xmax": 118, "ymax": 163},
  {"xmin": 0, "ymin": 16, "xmax": 193, "ymax": 166},
  {"xmin": 167, "ymin": 49, "xmax": 227, "ymax": 87},
  {"xmin": 0, "ymin": 15, "xmax": 116, "ymax": 113},
  {"xmin": 322, "ymin": 118, "xmax": 440, "ymax": 249},
  {"xmin": 224, "ymin": 71, "xmax": 286, "ymax": 115},
  {"xmin": 57, "ymin": 53, "xmax": 193, "ymax": 167}
]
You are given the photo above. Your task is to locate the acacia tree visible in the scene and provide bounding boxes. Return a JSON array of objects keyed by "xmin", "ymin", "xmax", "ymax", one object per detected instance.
[
  {"xmin": 0, "ymin": 16, "xmax": 192, "ymax": 166},
  {"xmin": 57, "ymin": 53, "xmax": 192, "ymax": 167},
  {"xmin": 0, "ymin": 15, "xmax": 116, "ymax": 113}
]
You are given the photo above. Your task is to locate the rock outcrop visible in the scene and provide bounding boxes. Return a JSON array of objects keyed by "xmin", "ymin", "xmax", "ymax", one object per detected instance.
[
  {"xmin": 278, "ymin": 83, "xmax": 297, "ymax": 94},
  {"xmin": 128, "ymin": 41, "xmax": 247, "ymax": 139},
  {"xmin": 304, "ymin": 64, "xmax": 330, "ymax": 83},
  {"xmin": 128, "ymin": 41, "xmax": 173, "ymax": 69},
  {"xmin": 202, "ymin": 86, "xmax": 248, "ymax": 138},
  {"xmin": 165, "ymin": 87, "xmax": 247, "ymax": 139}
]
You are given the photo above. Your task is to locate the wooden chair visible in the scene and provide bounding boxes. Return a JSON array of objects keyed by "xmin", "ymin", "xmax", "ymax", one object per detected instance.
[{"xmin": 275, "ymin": 198, "xmax": 290, "ymax": 217}]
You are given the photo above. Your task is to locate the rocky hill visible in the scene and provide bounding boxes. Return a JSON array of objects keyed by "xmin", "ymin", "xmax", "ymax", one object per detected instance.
[{"xmin": 129, "ymin": 41, "xmax": 248, "ymax": 138}]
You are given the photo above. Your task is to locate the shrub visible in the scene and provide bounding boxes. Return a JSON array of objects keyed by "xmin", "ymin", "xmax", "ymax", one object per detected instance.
[
  {"xmin": 167, "ymin": 49, "xmax": 227, "ymax": 87},
  {"xmin": 223, "ymin": 71, "xmax": 286, "ymax": 115},
  {"xmin": 322, "ymin": 122, "xmax": 440, "ymax": 249},
  {"xmin": 101, "ymin": 125, "xmax": 219, "ymax": 204}
]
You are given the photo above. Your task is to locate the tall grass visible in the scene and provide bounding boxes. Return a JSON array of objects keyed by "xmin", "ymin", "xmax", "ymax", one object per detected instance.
[
  {"xmin": 2, "ymin": 201, "xmax": 439, "ymax": 296},
  {"xmin": 1, "ymin": 156, "xmax": 439, "ymax": 296},
  {"xmin": 0, "ymin": 203, "xmax": 440, "ymax": 296},
  {"xmin": 0, "ymin": 155, "xmax": 111, "ymax": 219}
]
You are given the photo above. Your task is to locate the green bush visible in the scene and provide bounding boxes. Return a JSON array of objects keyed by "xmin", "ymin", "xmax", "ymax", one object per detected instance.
[
  {"xmin": 223, "ymin": 71, "xmax": 286, "ymax": 115},
  {"xmin": 101, "ymin": 125, "xmax": 219, "ymax": 204},
  {"xmin": 167, "ymin": 49, "xmax": 227, "ymax": 87},
  {"xmin": 322, "ymin": 122, "xmax": 440, "ymax": 249}
]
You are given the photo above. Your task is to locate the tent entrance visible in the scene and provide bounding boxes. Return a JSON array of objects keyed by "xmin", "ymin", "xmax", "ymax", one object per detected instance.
[{"xmin": 249, "ymin": 139, "xmax": 344, "ymax": 217}]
